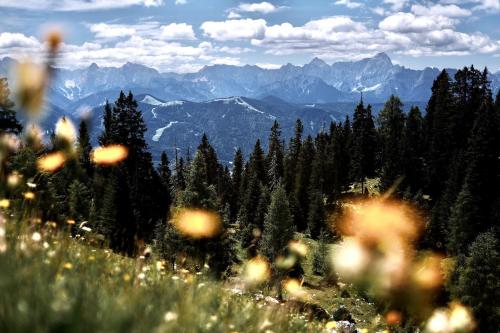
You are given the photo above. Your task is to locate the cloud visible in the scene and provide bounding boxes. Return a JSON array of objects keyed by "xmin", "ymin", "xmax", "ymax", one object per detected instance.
[
  {"xmin": 89, "ymin": 23, "xmax": 136, "ymax": 40},
  {"xmin": 201, "ymin": 19, "xmax": 267, "ymax": 41},
  {"xmin": 175, "ymin": 0, "xmax": 187, "ymax": 4},
  {"xmin": 440, "ymin": 0, "xmax": 500, "ymax": 12},
  {"xmin": 256, "ymin": 62, "xmax": 281, "ymax": 69},
  {"xmin": 160, "ymin": 23, "xmax": 196, "ymax": 40},
  {"xmin": 237, "ymin": 2, "xmax": 279, "ymax": 14},
  {"xmin": 379, "ymin": 12, "xmax": 456, "ymax": 33},
  {"xmin": 334, "ymin": 0, "xmax": 364, "ymax": 9},
  {"xmin": 411, "ymin": 4, "xmax": 471, "ymax": 17},
  {"xmin": 0, "ymin": 32, "xmax": 40, "ymax": 49},
  {"xmin": 383, "ymin": 0, "xmax": 408, "ymax": 11},
  {"xmin": 0, "ymin": 0, "xmax": 163, "ymax": 11}
]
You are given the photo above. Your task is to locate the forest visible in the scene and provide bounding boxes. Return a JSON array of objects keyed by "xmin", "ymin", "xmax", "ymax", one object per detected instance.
[{"xmin": 0, "ymin": 61, "xmax": 499, "ymax": 332}]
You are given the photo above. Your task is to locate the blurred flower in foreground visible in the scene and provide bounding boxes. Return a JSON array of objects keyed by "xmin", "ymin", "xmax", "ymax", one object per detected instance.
[
  {"xmin": 23, "ymin": 192, "xmax": 35, "ymax": 200},
  {"xmin": 55, "ymin": 116, "xmax": 77, "ymax": 144},
  {"xmin": 46, "ymin": 29, "xmax": 62, "ymax": 54},
  {"xmin": 413, "ymin": 254, "xmax": 444, "ymax": 289},
  {"xmin": 283, "ymin": 278, "xmax": 307, "ymax": 300},
  {"xmin": 7, "ymin": 171, "xmax": 22, "ymax": 187},
  {"xmin": 0, "ymin": 199, "xmax": 9, "ymax": 209},
  {"xmin": 243, "ymin": 255, "xmax": 271, "ymax": 285},
  {"xmin": 172, "ymin": 209, "xmax": 221, "ymax": 239},
  {"xmin": 25, "ymin": 124, "xmax": 44, "ymax": 149},
  {"xmin": 332, "ymin": 237, "xmax": 369, "ymax": 278},
  {"xmin": 91, "ymin": 145, "xmax": 128, "ymax": 165},
  {"xmin": 288, "ymin": 240, "xmax": 308, "ymax": 257},
  {"xmin": 37, "ymin": 151, "xmax": 66, "ymax": 173},
  {"xmin": 15, "ymin": 61, "xmax": 47, "ymax": 116},
  {"xmin": 425, "ymin": 303, "xmax": 475, "ymax": 333}
]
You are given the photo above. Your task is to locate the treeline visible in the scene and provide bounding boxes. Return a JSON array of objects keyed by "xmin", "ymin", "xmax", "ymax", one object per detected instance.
[{"xmin": 1, "ymin": 66, "xmax": 499, "ymax": 330}]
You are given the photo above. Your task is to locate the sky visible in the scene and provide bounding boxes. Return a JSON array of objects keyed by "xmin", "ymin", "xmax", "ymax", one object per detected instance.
[{"xmin": 0, "ymin": 0, "xmax": 499, "ymax": 73}]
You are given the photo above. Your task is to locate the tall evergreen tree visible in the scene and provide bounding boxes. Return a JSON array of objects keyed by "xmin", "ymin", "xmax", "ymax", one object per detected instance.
[
  {"xmin": 267, "ymin": 121, "xmax": 284, "ymax": 189},
  {"xmin": 0, "ymin": 77, "xmax": 22, "ymax": 134},
  {"xmin": 351, "ymin": 100, "xmax": 377, "ymax": 192},
  {"xmin": 294, "ymin": 135, "xmax": 315, "ymax": 231},
  {"xmin": 284, "ymin": 119, "xmax": 303, "ymax": 193},
  {"xmin": 157, "ymin": 151, "xmax": 173, "ymax": 217},
  {"xmin": 231, "ymin": 148, "xmax": 244, "ymax": 220},
  {"xmin": 402, "ymin": 106, "xmax": 424, "ymax": 193},
  {"xmin": 77, "ymin": 120, "xmax": 93, "ymax": 179},
  {"xmin": 261, "ymin": 183, "xmax": 295, "ymax": 261},
  {"xmin": 448, "ymin": 99, "xmax": 499, "ymax": 254},
  {"xmin": 450, "ymin": 232, "xmax": 500, "ymax": 332},
  {"xmin": 378, "ymin": 95, "xmax": 406, "ymax": 192}
]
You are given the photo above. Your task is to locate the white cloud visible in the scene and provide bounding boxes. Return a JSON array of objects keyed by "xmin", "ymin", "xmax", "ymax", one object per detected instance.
[
  {"xmin": 411, "ymin": 4, "xmax": 471, "ymax": 17},
  {"xmin": 383, "ymin": 0, "xmax": 408, "ymax": 11},
  {"xmin": 379, "ymin": 12, "xmax": 456, "ymax": 33},
  {"xmin": 89, "ymin": 23, "xmax": 136, "ymax": 40},
  {"xmin": 160, "ymin": 23, "xmax": 196, "ymax": 40},
  {"xmin": 334, "ymin": 0, "xmax": 363, "ymax": 9},
  {"xmin": 0, "ymin": 0, "xmax": 163, "ymax": 11},
  {"xmin": 256, "ymin": 62, "xmax": 281, "ymax": 69},
  {"xmin": 175, "ymin": 0, "xmax": 187, "ymax": 4},
  {"xmin": 201, "ymin": 19, "xmax": 267, "ymax": 41},
  {"xmin": 0, "ymin": 32, "xmax": 40, "ymax": 49},
  {"xmin": 440, "ymin": 0, "xmax": 500, "ymax": 12},
  {"xmin": 237, "ymin": 2, "xmax": 278, "ymax": 14}
]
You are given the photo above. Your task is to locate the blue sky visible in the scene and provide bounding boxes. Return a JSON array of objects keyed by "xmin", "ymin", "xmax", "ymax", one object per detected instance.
[{"xmin": 0, "ymin": 0, "xmax": 499, "ymax": 72}]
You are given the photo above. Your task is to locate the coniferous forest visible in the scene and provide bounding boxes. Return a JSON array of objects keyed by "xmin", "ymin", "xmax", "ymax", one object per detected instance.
[{"xmin": 1, "ymin": 35, "xmax": 499, "ymax": 333}]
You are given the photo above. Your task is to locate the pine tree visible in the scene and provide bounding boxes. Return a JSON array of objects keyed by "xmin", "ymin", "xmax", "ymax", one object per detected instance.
[
  {"xmin": 448, "ymin": 99, "xmax": 498, "ymax": 254},
  {"xmin": 68, "ymin": 180, "xmax": 91, "ymax": 223},
  {"xmin": 378, "ymin": 95, "xmax": 406, "ymax": 192},
  {"xmin": 284, "ymin": 119, "xmax": 303, "ymax": 193},
  {"xmin": 313, "ymin": 230, "xmax": 329, "ymax": 276},
  {"xmin": 307, "ymin": 189, "xmax": 325, "ymax": 239},
  {"xmin": 261, "ymin": 183, "xmax": 295, "ymax": 261},
  {"xmin": 157, "ymin": 151, "xmax": 173, "ymax": 217},
  {"xmin": 231, "ymin": 148, "xmax": 244, "ymax": 220},
  {"xmin": 77, "ymin": 120, "xmax": 93, "ymax": 179},
  {"xmin": 0, "ymin": 77, "xmax": 22, "ymax": 134},
  {"xmin": 402, "ymin": 106, "xmax": 424, "ymax": 193},
  {"xmin": 267, "ymin": 120, "xmax": 284, "ymax": 190},
  {"xmin": 249, "ymin": 139, "xmax": 266, "ymax": 185},
  {"xmin": 351, "ymin": 100, "xmax": 377, "ymax": 192},
  {"xmin": 295, "ymin": 135, "xmax": 315, "ymax": 231},
  {"xmin": 180, "ymin": 150, "xmax": 218, "ymax": 210},
  {"xmin": 450, "ymin": 232, "xmax": 500, "ymax": 332}
]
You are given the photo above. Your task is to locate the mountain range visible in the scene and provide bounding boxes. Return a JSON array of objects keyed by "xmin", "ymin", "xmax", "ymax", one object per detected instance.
[{"xmin": 0, "ymin": 53, "xmax": 498, "ymax": 161}]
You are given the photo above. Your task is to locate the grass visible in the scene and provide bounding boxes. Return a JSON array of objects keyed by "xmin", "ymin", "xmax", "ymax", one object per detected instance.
[{"xmin": 0, "ymin": 218, "xmax": 336, "ymax": 333}]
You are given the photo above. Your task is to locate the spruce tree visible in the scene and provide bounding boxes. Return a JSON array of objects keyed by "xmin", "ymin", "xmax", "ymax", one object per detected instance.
[
  {"xmin": 451, "ymin": 232, "xmax": 500, "ymax": 332},
  {"xmin": 157, "ymin": 151, "xmax": 173, "ymax": 217},
  {"xmin": 378, "ymin": 95, "xmax": 406, "ymax": 192},
  {"xmin": 351, "ymin": 100, "xmax": 377, "ymax": 192},
  {"xmin": 231, "ymin": 148, "xmax": 244, "ymax": 220},
  {"xmin": 68, "ymin": 180, "xmax": 91, "ymax": 223},
  {"xmin": 0, "ymin": 77, "xmax": 22, "ymax": 134},
  {"xmin": 77, "ymin": 120, "xmax": 93, "ymax": 179},
  {"xmin": 448, "ymin": 99, "xmax": 499, "ymax": 254},
  {"xmin": 284, "ymin": 119, "xmax": 303, "ymax": 193},
  {"xmin": 267, "ymin": 120, "xmax": 284, "ymax": 190},
  {"xmin": 261, "ymin": 183, "xmax": 295, "ymax": 261},
  {"xmin": 313, "ymin": 230, "xmax": 329, "ymax": 276},
  {"xmin": 402, "ymin": 106, "xmax": 424, "ymax": 193},
  {"xmin": 295, "ymin": 135, "xmax": 315, "ymax": 231}
]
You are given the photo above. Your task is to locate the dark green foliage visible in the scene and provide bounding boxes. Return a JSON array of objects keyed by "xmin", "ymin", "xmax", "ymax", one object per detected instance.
[
  {"xmin": 307, "ymin": 190, "xmax": 325, "ymax": 239},
  {"xmin": 68, "ymin": 180, "xmax": 91, "ymax": 223},
  {"xmin": 402, "ymin": 106, "xmax": 424, "ymax": 194},
  {"xmin": 77, "ymin": 120, "xmax": 93, "ymax": 179},
  {"xmin": 231, "ymin": 148, "xmax": 244, "ymax": 220},
  {"xmin": 157, "ymin": 151, "xmax": 173, "ymax": 217},
  {"xmin": 0, "ymin": 77, "xmax": 22, "ymax": 135},
  {"xmin": 449, "ymin": 232, "xmax": 500, "ymax": 332},
  {"xmin": 313, "ymin": 230, "xmax": 329, "ymax": 276},
  {"xmin": 351, "ymin": 100, "xmax": 377, "ymax": 191},
  {"xmin": 260, "ymin": 183, "xmax": 295, "ymax": 261},
  {"xmin": 267, "ymin": 121, "xmax": 284, "ymax": 190},
  {"xmin": 378, "ymin": 95, "xmax": 406, "ymax": 192},
  {"xmin": 294, "ymin": 136, "xmax": 315, "ymax": 231},
  {"xmin": 448, "ymin": 99, "xmax": 499, "ymax": 255}
]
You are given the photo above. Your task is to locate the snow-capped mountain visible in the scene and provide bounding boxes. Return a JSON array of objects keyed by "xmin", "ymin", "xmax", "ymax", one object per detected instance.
[{"xmin": 1, "ymin": 53, "xmax": 498, "ymax": 112}]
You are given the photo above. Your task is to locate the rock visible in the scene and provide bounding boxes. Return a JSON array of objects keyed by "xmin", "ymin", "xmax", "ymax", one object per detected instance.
[
  {"xmin": 332, "ymin": 305, "xmax": 355, "ymax": 323},
  {"xmin": 336, "ymin": 320, "xmax": 358, "ymax": 333}
]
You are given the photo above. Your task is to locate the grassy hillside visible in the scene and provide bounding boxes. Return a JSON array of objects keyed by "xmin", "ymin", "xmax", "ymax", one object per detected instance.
[{"xmin": 0, "ymin": 212, "xmax": 389, "ymax": 333}]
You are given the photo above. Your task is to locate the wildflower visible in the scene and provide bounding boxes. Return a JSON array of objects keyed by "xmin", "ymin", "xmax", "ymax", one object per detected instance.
[
  {"xmin": 0, "ymin": 199, "xmax": 10, "ymax": 209},
  {"xmin": 27, "ymin": 182, "xmax": 37, "ymax": 188},
  {"xmin": 288, "ymin": 240, "xmax": 308, "ymax": 257},
  {"xmin": 164, "ymin": 311, "xmax": 178, "ymax": 322},
  {"xmin": 15, "ymin": 61, "xmax": 47, "ymax": 116},
  {"xmin": 137, "ymin": 273, "xmax": 146, "ymax": 280},
  {"xmin": 243, "ymin": 256, "xmax": 271, "ymax": 285},
  {"xmin": 24, "ymin": 192, "xmax": 35, "ymax": 200},
  {"xmin": 55, "ymin": 116, "xmax": 77, "ymax": 144},
  {"xmin": 31, "ymin": 232, "xmax": 42, "ymax": 242},
  {"xmin": 63, "ymin": 262, "xmax": 73, "ymax": 270},
  {"xmin": 37, "ymin": 152, "xmax": 66, "ymax": 173},
  {"xmin": 172, "ymin": 209, "xmax": 222, "ymax": 239},
  {"xmin": 91, "ymin": 145, "xmax": 128, "ymax": 165}
]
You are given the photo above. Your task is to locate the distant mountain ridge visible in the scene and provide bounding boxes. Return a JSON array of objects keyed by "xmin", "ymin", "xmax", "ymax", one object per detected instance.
[{"xmin": 1, "ymin": 53, "xmax": 498, "ymax": 112}]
